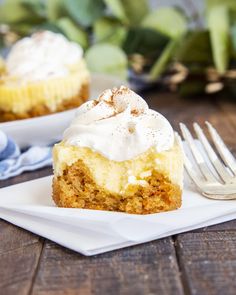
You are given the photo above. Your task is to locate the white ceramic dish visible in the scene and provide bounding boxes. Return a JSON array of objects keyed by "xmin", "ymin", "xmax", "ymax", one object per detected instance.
[{"xmin": 0, "ymin": 74, "xmax": 128, "ymax": 148}]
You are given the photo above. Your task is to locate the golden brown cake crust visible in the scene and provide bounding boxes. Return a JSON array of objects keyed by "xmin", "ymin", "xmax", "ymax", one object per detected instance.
[
  {"xmin": 52, "ymin": 159, "xmax": 182, "ymax": 215},
  {"xmin": 0, "ymin": 83, "xmax": 89, "ymax": 122}
]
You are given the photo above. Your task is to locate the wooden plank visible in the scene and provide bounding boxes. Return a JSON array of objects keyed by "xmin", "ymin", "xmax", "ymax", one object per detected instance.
[
  {"xmin": 31, "ymin": 239, "xmax": 184, "ymax": 295},
  {"xmin": 0, "ymin": 242, "xmax": 43, "ymax": 295},
  {"xmin": 195, "ymin": 220, "xmax": 236, "ymax": 233},
  {"xmin": 176, "ymin": 231, "xmax": 236, "ymax": 295},
  {"xmin": 0, "ymin": 167, "xmax": 52, "ymax": 189},
  {"xmin": 0, "ymin": 220, "xmax": 41, "ymax": 254},
  {"xmin": 217, "ymin": 101, "xmax": 236, "ymax": 152},
  {"xmin": 218, "ymin": 101, "xmax": 236, "ymax": 128},
  {"xmin": 0, "ymin": 169, "xmax": 50, "ymax": 294},
  {"xmin": 0, "ymin": 166, "xmax": 47, "ymax": 295}
]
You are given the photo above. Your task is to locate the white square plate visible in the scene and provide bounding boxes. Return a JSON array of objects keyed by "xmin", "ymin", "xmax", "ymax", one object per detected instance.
[{"xmin": 0, "ymin": 174, "xmax": 236, "ymax": 256}]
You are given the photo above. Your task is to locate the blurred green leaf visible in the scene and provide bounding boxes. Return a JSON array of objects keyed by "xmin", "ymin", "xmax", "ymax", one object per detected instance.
[
  {"xmin": 206, "ymin": 0, "xmax": 236, "ymax": 10},
  {"xmin": 230, "ymin": 10, "xmax": 236, "ymax": 59},
  {"xmin": 65, "ymin": 0, "xmax": 105, "ymax": 27},
  {"xmin": 85, "ymin": 43, "xmax": 128, "ymax": 79},
  {"xmin": 104, "ymin": 0, "xmax": 149, "ymax": 25},
  {"xmin": 11, "ymin": 23, "xmax": 34, "ymax": 35},
  {"xmin": 0, "ymin": 0, "xmax": 32, "ymax": 24},
  {"xmin": 123, "ymin": 27, "xmax": 169, "ymax": 60},
  {"xmin": 207, "ymin": 0, "xmax": 236, "ymax": 62},
  {"xmin": 104, "ymin": 0, "xmax": 127, "ymax": 23},
  {"xmin": 141, "ymin": 7, "xmax": 187, "ymax": 39},
  {"xmin": 121, "ymin": 0, "xmax": 149, "ymax": 25},
  {"xmin": 47, "ymin": 0, "xmax": 66, "ymax": 21},
  {"xmin": 149, "ymin": 40, "xmax": 177, "ymax": 80},
  {"xmin": 176, "ymin": 30, "xmax": 213, "ymax": 65},
  {"xmin": 94, "ymin": 17, "xmax": 127, "ymax": 46},
  {"xmin": 0, "ymin": 36, "xmax": 4, "ymax": 52},
  {"xmin": 0, "ymin": 0, "xmax": 49, "ymax": 25},
  {"xmin": 34, "ymin": 22, "xmax": 63, "ymax": 34},
  {"xmin": 21, "ymin": 0, "xmax": 47, "ymax": 19},
  {"xmin": 231, "ymin": 24, "xmax": 236, "ymax": 58},
  {"xmin": 208, "ymin": 5, "xmax": 230, "ymax": 73},
  {"xmin": 57, "ymin": 18, "xmax": 88, "ymax": 48}
]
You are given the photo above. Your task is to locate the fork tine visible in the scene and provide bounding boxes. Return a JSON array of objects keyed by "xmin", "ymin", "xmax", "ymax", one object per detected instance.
[
  {"xmin": 175, "ymin": 132, "xmax": 204, "ymax": 189},
  {"xmin": 193, "ymin": 122, "xmax": 233, "ymax": 183},
  {"xmin": 206, "ymin": 121, "xmax": 236, "ymax": 174},
  {"xmin": 179, "ymin": 123, "xmax": 217, "ymax": 182}
]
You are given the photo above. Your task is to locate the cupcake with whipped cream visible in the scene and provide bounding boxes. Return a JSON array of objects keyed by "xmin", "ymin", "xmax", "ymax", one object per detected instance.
[
  {"xmin": 52, "ymin": 86, "xmax": 183, "ymax": 214},
  {"xmin": 0, "ymin": 31, "xmax": 90, "ymax": 121}
]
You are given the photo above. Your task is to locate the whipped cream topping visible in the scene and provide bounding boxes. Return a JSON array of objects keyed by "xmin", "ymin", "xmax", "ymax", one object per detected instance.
[
  {"xmin": 63, "ymin": 86, "xmax": 174, "ymax": 161},
  {"xmin": 6, "ymin": 31, "xmax": 83, "ymax": 82}
]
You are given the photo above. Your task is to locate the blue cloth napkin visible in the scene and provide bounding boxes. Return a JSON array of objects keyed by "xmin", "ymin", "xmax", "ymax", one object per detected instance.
[{"xmin": 0, "ymin": 130, "xmax": 52, "ymax": 180}]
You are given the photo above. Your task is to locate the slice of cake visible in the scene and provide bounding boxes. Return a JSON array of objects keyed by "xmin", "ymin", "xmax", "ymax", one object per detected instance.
[
  {"xmin": 0, "ymin": 31, "xmax": 90, "ymax": 122},
  {"xmin": 52, "ymin": 86, "xmax": 183, "ymax": 214}
]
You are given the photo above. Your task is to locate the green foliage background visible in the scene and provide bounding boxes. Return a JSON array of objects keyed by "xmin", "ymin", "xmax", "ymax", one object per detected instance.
[{"xmin": 1, "ymin": 0, "xmax": 236, "ymax": 97}]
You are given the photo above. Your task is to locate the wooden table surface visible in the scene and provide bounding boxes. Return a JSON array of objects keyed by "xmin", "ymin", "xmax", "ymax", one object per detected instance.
[{"xmin": 1, "ymin": 91, "xmax": 236, "ymax": 295}]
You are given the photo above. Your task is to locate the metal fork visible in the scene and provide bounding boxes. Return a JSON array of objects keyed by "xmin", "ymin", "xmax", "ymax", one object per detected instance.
[{"xmin": 176, "ymin": 122, "xmax": 236, "ymax": 200}]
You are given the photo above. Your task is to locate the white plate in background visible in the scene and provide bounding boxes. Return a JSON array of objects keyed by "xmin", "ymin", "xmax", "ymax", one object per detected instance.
[{"xmin": 0, "ymin": 74, "xmax": 128, "ymax": 148}]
